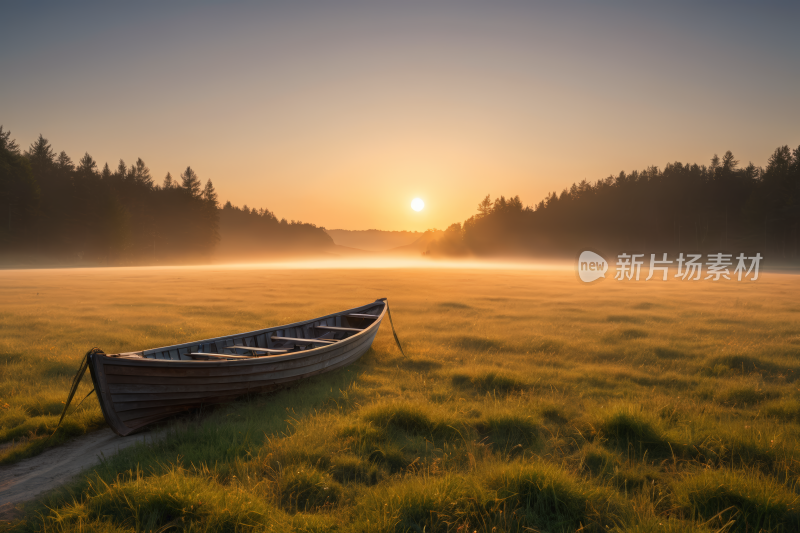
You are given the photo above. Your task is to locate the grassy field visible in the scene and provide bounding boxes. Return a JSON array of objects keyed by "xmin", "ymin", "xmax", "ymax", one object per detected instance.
[{"xmin": 1, "ymin": 263, "xmax": 799, "ymax": 532}]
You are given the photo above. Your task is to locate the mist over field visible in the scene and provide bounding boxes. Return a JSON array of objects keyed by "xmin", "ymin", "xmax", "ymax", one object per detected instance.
[{"xmin": 4, "ymin": 127, "xmax": 800, "ymax": 269}]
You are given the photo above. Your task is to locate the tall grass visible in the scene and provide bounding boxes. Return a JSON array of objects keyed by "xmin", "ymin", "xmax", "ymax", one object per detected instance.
[{"xmin": 2, "ymin": 266, "xmax": 799, "ymax": 532}]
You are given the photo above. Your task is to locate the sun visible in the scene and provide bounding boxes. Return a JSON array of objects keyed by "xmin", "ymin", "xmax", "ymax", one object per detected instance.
[{"xmin": 411, "ymin": 198, "xmax": 425, "ymax": 212}]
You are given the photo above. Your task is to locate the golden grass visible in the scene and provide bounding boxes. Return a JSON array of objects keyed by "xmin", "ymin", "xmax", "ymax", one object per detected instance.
[{"xmin": 1, "ymin": 264, "xmax": 799, "ymax": 531}]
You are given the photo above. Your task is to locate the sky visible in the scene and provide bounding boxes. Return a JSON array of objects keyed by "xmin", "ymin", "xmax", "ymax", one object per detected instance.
[{"xmin": 1, "ymin": 1, "xmax": 799, "ymax": 231}]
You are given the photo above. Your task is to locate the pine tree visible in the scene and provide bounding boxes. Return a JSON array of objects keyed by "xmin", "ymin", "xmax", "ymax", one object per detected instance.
[
  {"xmin": 201, "ymin": 179, "xmax": 220, "ymax": 247},
  {"xmin": 0, "ymin": 126, "xmax": 20, "ymax": 154},
  {"xmin": 57, "ymin": 151, "xmax": 74, "ymax": 171},
  {"xmin": 25, "ymin": 134, "xmax": 55, "ymax": 165},
  {"xmin": 722, "ymin": 150, "xmax": 738, "ymax": 171},
  {"xmin": 477, "ymin": 195, "xmax": 492, "ymax": 217},
  {"xmin": 0, "ymin": 128, "xmax": 39, "ymax": 249},
  {"xmin": 181, "ymin": 166, "xmax": 201, "ymax": 198},
  {"xmin": 101, "ymin": 163, "xmax": 112, "ymax": 180},
  {"xmin": 162, "ymin": 172, "xmax": 174, "ymax": 188},
  {"xmin": 202, "ymin": 179, "xmax": 218, "ymax": 207},
  {"xmin": 129, "ymin": 158, "xmax": 153, "ymax": 187},
  {"xmin": 77, "ymin": 153, "xmax": 98, "ymax": 175},
  {"xmin": 710, "ymin": 154, "xmax": 721, "ymax": 172}
]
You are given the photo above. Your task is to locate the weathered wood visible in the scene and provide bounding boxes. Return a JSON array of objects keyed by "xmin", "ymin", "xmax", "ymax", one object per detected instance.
[
  {"xmin": 270, "ymin": 336, "xmax": 339, "ymax": 344},
  {"xmin": 186, "ymin": 353, "xmax": 254, "ymax": 360},
  {"xmin": 87, "ymin": 300, "xmax": 386, "ymax": 436},
  {"xmin": 314, "ymin": 325, "xmax": 364, "ymax": 332},
  {"xmin": 102, "ymin": 339, "xmax": 371, "ymax": 382},
  {"xmin": 106, "ymin": 349, "xmax": 363, "ymax": 395},
  {"xmin": 228, "ymin": 345, "xmax": 288, "ymax": 354},
  {"xmin": 107, "ymin": 352, "xmax": 365, "ymax": 408},
  {"xmin": 110, "ymin": 355, "xmax": 366, "ymax": 404},
  {"xmin": 104, "ymin": 331, "xmax": 373, "ymax": 369},
  {"xmin": 101, "ymin": 335, "xmax": 372, "ymax": 379},
  {"xmin": 108, "ymin": 349, "xmax": 364, "ymax": 402}
]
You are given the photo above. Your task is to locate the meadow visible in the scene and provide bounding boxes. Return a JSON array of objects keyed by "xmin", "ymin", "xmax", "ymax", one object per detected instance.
[{"xmin": 1, "ymin": 263, "xmax": 799, "ymax": 532}]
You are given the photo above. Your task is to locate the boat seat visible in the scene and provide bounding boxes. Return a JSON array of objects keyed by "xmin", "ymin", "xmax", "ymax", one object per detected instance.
[
  {"xmin": 313, "ymin": 325, "xmax": 364, "ymax": 332},
  {"xmin": 345, "ymin": 313, "xmax": 378, "ymax": 319},
  {"xmin": 271, "ymin": 336, "xmax": 339, "ymax": 345},
  {"xmin": 187, "ymin": 352, "xmax": 253, "ymax": 360},
  {"xmin": 227, "ymin": 345, "xmax": 289, "ymax": 354}
]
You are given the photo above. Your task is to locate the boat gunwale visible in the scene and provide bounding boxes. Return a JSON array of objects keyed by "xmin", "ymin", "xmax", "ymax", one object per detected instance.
[
  {"xmin": 102, "ymin": 299, "xmax": 387, "ymax": 366},
  {"xmin": 102, "ymin": 328, "xmax": 379, "ymax": 373}
]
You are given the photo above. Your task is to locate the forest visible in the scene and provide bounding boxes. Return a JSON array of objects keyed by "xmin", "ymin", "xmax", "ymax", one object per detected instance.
[
  {"xmin": 0, "ymin": 127, "xmax": 331, "ymax": 265},
  {"xmin": 427, "ymin": 145, "xmax": 800, "ymax": 261},
  {"xmin": 3, "ymin": 126, "xmax": 799, "ymax": 265}
]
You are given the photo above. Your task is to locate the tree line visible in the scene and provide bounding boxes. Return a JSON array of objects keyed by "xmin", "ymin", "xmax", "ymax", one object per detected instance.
[
  {"xmin": 427, "ymin": 145, "xmax": 800, "ymax": 260},
  {"xmin": 217, "ymin": 201, "xmax": 333, "ymax": 259},
  {"xmin": 0, "ymin": 127, "xmax": 330, "ymax": 264},
  {"xmin": 4, "ymin": 126, "xmax": 797, "ymax": 264}
]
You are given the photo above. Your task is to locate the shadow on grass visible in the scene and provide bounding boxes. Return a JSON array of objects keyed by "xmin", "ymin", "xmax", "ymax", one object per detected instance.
[
  {"xmin": 599, "ymin": 407, "xmax": 675, "ymax": 458},
  {"xmin": 385, "ymin": 356, "xmax": 442, "ymax": 372},
  {"xmin": 361, "ymin": 402, "xmax": 461, "ymax": 442},
  {"xmin": 602, "ymin": 329, "xmax": 649, "ymax": 343},
  {"xmin": 476, "ymin": 413, "xmax": 539, "ymax": 452},
  {"xmin": 438, "ymin": 302, "xmax": 474, "ymax": 310},
  {"xmin": 703, "ymin": 354, "xmax": 798, "ymax": 382},
  {"xmin": 672, "ymin": 468, "xmax": 800, "ymax": 532},
  {"xmin": 451, "ymin": 369, "xmax": 529, "ymax": 394},
  {"xmin": 654, "ymin": 346, "xmax": 690, "ymax": 359},
  {"xmin": 449, "ymin": 335, "xmax": 507, "ymax": 352},
  {"xmin": 606, "ymin": 315, "xmax": 644, "ymax": 324},
  {"xmin": 277, "ymin": 466, "xmax": 342, "ymax": 512}
]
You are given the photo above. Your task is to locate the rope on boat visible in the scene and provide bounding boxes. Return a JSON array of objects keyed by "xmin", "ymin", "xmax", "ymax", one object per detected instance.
[
  {"xmin": 378, "ymin": 298, "xmax": 406, "ymax": 357},
  {"xmin": 45, "ymin": 347, "xmax": 104, "ymax": 443}
]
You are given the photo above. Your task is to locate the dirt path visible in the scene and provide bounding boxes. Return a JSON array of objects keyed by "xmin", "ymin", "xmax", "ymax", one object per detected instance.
[{"xmin": 0, "ymin": 428, "xmax": 165, "ymax": 522}]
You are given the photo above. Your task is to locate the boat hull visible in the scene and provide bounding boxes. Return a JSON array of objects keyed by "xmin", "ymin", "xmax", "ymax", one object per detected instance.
[{"xmin": 88, "ymin": 301, "xmax": 385, "ymax": 436}]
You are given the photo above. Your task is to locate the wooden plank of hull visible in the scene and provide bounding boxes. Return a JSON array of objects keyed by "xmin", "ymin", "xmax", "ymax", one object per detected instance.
[
  {"xmin": 101, "ymin": 332, "xmax": 374, "ymax": 378},
  {"xmin": 111, "ymin": 335, "xmax": 358, "ymax": 369},
  {"xmin": 110, "ymin": 387, "xmax": 283, "ymax": 412},
  {"xmin": 105, "ymin": 334, "xmax": 375, "ymax": 394},
  {"xmin": 106, "ymin": 336, "xmax": 374, "ymax": 402},
  {"xmin": 98, "ymin": 338, "xmax": 373, "ymax": 435},
  {"xmin": 110, "ymin": 342, "xmax": 369, "ymax": 432},
  {"xmin": 89, "ymin": 300, "xmax": 386, "ymax": 436},
  {"xmin": 107, "ymin": 344, "xmax": 371, "ymax": 400},
  {"xmin": 105, "ymin": 329, "xmax": 374, "ymax": 378}
]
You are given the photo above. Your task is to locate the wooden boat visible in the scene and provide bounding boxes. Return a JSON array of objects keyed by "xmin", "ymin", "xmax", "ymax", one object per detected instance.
[{"xmin": 88, "ymin": 299, "xmax": 388, "ymax": 436}]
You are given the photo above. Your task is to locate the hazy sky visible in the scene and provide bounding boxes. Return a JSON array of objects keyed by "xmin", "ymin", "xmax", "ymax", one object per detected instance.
[{"xmin": 2, "ymin": 1, "xmax": 798, "ymax": 231}]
